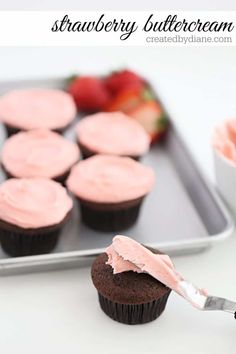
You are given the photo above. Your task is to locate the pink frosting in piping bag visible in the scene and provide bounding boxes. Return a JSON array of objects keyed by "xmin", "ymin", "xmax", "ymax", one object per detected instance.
[{"xmin": 106, "ymin": 235, "xmax": 186, "ymax": 296}]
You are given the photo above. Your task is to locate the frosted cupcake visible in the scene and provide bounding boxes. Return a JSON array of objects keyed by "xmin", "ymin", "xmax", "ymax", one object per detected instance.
[
  {"xmin": 66, "ymin": 155, "xmax": 155, "ymax": 231},
  {"xmin": 76, "ymin": 112, "xmax": 150, "ymax": 160},
  {"xmin": 0, "ymin": 89, "xmax": 76, "ymax": 136},
  {"xmin": 1, "ymin": 129, "xmax": 80, "ymax": 183},
  {"xmin": 0, "ymin": 178, "xmax": 73, "ymax": 256},
  {"xmin": 91, "ymin": 236, "xmax": 172, "ymax": 324}
]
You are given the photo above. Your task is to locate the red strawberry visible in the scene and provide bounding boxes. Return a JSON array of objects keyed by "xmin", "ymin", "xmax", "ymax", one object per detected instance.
[
  {"xmin": 105, "ymin": 70, "xmax": 144, "ymax": 95},
  {"xmin": 105, "ymin": 88, "xmax": 142, "ymax": 113},
  {"xmin": 68, "ymin": 76, "xmax": 111, "ymax": 112},
  {"xmin": 105, "ymin": 86, "xmax": 155, "ymax": 113},
  {"xmin": 128, "ymin": 101, "xmax": 167, "ymax": 143}
]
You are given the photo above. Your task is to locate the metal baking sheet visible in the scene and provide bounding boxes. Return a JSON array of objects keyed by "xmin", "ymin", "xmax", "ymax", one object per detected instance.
[{"xmin": 0, "ymin": 77, "xmax": 234, "ymax": 275}]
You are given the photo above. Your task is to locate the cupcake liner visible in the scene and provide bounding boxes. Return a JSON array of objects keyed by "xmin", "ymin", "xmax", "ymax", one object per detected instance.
[
  {"xmin": 1, "ymin": 164, "xmax": 71, "ymax": 186},
  {"xmin": 0, "ymin": 216, "xmax": 69, "ymax": 257},
  {"xmin": 4, "ymin": 124, "xmax": 69, "ymax": 138},
  {"xmin": 78, "ymin": 197, "xmax": 144, "ymax": 232},
  {"xmin": 78, "ymin": 141, "xmax": 140, "ymax": 161},
  {"xmin": 98, "ymin": 291, "xmax": 171, "ymax": 325},
  {"xmin": 4, "ymin": 124, "xmax": 21, "ymax": 137}
]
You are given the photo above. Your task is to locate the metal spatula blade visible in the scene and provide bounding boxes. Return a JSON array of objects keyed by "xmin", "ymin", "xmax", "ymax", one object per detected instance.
[{"xmin": 178, "ymin": 280, "xmax": 236, "ymax": 315}]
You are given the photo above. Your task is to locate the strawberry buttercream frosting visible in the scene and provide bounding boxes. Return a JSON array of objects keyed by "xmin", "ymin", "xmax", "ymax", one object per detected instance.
[
  {"xmin": 0, "ymin": 178, "xmax": 73, "ymax": 228},
  {"xmin": 66, "ymin": 155, "xmax": 155, "ymax": 203},
  {"xmin": 76, "ymin": 112, "xmax": 150, "ymax": 156},
  {"xmin": 212, "ymin": 119, "xmax": 236, "ymax": 165},
  {"xmin": 106, "ymin": 235, "xmax": 182, "ymax": 294},
  {"xmin": 0, "ymin": 89, "xmax": 76, "ymax": 130},
  {"xmin": 1, "ymin": 129, "xmax": 80, "ymax": 179}
]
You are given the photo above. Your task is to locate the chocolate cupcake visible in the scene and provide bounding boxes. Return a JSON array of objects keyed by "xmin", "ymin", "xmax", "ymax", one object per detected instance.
[
  {"xmin": 0, "ymin": 89, "xmax": 76, "ymax": 136},
  {"xmin": 91, "ymin": 236, "xmax": 172, "ymax": 325},
  {"xmin": 66, "ymin": 155, "xmax": 155, "ymax": 231},
  {"xmin": 0, "ymin": 178, "xmax": 73, "ymax": 256},
  {"xmin": 1, "ymin": 129, "xmax": 80, "ymax": 184},
  {"xmin": 76, "ymin": 111, "xmax": 150, "ymax": 160}
]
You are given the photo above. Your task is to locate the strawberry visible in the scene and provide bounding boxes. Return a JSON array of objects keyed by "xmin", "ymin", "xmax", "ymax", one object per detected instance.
[
  {"xmin": 128, "ymin": 101, "xmax": 167, "ymax": 143},
  {"xmin": 105, "ymin": 87, "xmax": 155, "ymax": 113},
  {"xmin": 105, "ymin": 69, "xmax": 144, "ymax": 95},
  {"xmin": 68, "ymin": 76, "xmax": 111, "ymax": 112},
  {"xmin": 105, "ymin": 88, "xmax": 142, "ymax": 113}
]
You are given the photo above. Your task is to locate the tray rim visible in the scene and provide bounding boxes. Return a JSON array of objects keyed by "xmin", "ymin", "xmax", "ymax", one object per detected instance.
[{"xmin": 0, "ymin": 75, "xmax": 234, "ymax": 272}]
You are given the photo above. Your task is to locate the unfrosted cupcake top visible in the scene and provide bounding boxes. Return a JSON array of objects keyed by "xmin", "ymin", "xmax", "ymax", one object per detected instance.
[
  {"xmin": 66, "ymin": 155, "xmax": 155, "ymax": 203},
  {"xmin": 76, "ymin": 112, "xmax": 150, "ymax": 156},
  {"xmin": 1, "ymin": 129, "xmax": 80, "ymax": 179},
  {"xmin": 0, "ymin": 178, "xmax": 73, "ymax": 228},
  {"xmin": 0, "ymin": 89, "xmax": 76, "ymax": 130}
]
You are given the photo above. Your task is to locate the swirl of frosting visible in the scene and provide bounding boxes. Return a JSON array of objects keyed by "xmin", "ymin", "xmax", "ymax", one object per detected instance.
[
  {"xmin": 76, "ymin": 112, "xmax": 150, "ymax": 156},
  {"xmin": 0, "ymin": 178, "xmax": 73, "ymax": 228},
  {"xmin": 1, "ymin": 129, "xmax": 80, "ymax": 179},
  {"xmin": 66, "ymin": 155, "xmax": 155, "ymax": 203},
  {"xmin": 212, "ymin": 119, "xmax": 236, "ymax": 165},
  {"xmin": 0, "ymin": 89, "xmax": 76, "ymax": 130}
]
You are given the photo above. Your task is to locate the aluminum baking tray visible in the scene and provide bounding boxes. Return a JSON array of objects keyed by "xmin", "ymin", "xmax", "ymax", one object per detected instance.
[{"xmin": 0, "ymin": 77, "xmax": 234, "ymax": 275}]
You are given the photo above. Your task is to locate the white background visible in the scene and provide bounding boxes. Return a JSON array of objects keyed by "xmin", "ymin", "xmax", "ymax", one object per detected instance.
[
  {"xmin": 1, "ymin": 3, "xmax": 236, "ymax": 353},
  {"xmin": 0, "ymin": 0, "xmax": 236, "ymax": 10}
]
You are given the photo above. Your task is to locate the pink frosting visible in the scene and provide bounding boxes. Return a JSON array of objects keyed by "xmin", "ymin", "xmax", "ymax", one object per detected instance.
[
  {"xmin": 0, "ymin": 178, "xmax": 73, "ymax": 228},
  {"xmin": 76, "ymin": 112, "xmax": 150, "ymax": 156},
  {"xmin": 0, "ymin": 89, "xmax": 76, "ymax": 130},
  {"xmin": 1, "ymin": 129, "xmax": 80, "ymax": 178},
  {"xmin": 105, "ymin": 235, "xmax": 183, "ymax": 294},
  {"xmin": 212, "ymin": 119, "xmax": 236, "ymax": 165},
  {"xmin": 66, "ymin": 155, "xmax": 155, "ymax": 203}
]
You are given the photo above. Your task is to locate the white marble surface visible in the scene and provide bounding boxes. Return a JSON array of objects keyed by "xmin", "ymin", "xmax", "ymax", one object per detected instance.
[{"xmin": 0, "ymin": 46, "xmax": 236, "ymax": 354}]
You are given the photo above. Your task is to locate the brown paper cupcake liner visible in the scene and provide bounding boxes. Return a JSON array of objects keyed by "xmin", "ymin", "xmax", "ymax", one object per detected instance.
[
  {"xmin": 4, "ymin": 123, "xmax": 70, "ymax": 138},
  {"xmin": 0, "ymin": 228, "xmax": 59, "ymax": 257},
  {"xmin": 77, "ymin": 141, "xmax": 140, "ymax": 161},
  {"xmin": 1, "ymin": 164, "xmax": 71, "ymax": 186},
  {"xmin": 77, "ymin": 197, "xmax": 144, "ymax": 232},
  {"xmin": 0, "ymin": 214, "xmax": 70, "ymax": 257},
  {"xmin": 98, "ymin": 291, "xmax": 171, "ymax": 325}
]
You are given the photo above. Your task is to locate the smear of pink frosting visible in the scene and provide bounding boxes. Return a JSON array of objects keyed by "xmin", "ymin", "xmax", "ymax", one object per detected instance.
[
  {"xmin": 66, "ymin": 155, "xmax": 155, "ymax": 203},
  {"xmin": 1, "ymin": 129, "xmax": 80, "ymax": 178},
  {"xmin": 0, "ymin": 178, "xmax": 73, "ymax": 228},
  {"xmin": 105, "ymin": 235, "xmax": 184, "ymax": 294},
  {"xmin": 212, "ymin": 119, "xmax": 236, "ymax": 165},
  {"xmin": 76, "ymin": 112, "xmax": 150, "ymax": 156},
  {"xmin": 0, "ymin": 89, "xmax": 76, "ymax": 130}
]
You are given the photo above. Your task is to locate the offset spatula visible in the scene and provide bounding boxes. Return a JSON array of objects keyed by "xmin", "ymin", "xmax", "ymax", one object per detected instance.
[
  {"xmin": 178, "ymin": 280, "xmax": 236, "ymax": 316},
  {"xmin": 111, "ymin": 236, "xmax": 236, "ymax": 318}
]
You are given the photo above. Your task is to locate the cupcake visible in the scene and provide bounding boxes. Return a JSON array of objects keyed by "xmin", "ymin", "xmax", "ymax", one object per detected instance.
[
  {"xmin": 66, "ymin": 155, "xmax": 155, "ymax": 231},
  {"xmin": 76, "ymin": 112, "xmax": 150, "ymax": 160},
  {"xmin": 1, "ymin": 129, "xmax": 80, "ymax": 184},
  {"xmin": 91, "ymin": 235, "xmax": 172, "ymax": 325},
  {"xmin": 0, "ymin": 89, "xmax": 76, "ymax": 136},
  {"xmin": 0, "ymin": 178, "xmax": 73, "ymax": 256}
]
